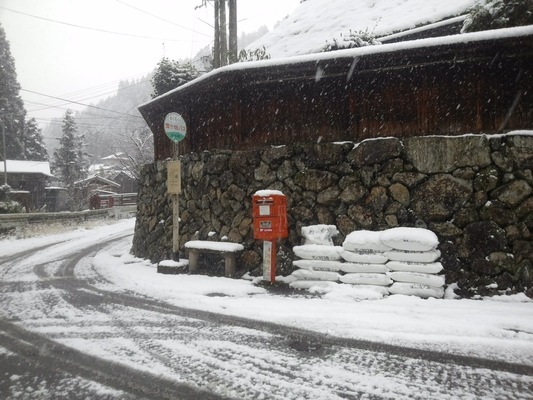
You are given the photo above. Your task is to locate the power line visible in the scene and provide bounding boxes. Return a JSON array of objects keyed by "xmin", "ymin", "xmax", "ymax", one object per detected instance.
[
  {"xmin": 26, "ymin": 79, "xmax": 152, "ymax": 113},
  {"xmin": 21, "ymin": 88, "xmax": 144, "ymax": 119},
  {"xmin": 54, "ymin": 72, "xmax": 152, "ymax": 101},
  {"xmin": 0, "ymin": 5, "xmax": 205, "ymax": 42},
  {"xmin": 26, "ymin": 73, "xmax": 153, "ymax": 113},
  {"xmin": 115, "ymin": 0, "xmax": 212, "ymax": 39}
]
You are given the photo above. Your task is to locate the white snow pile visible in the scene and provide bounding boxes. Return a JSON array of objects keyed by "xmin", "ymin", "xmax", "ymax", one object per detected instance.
[
  {"xmin": 248, "ymin": 0, "xmax": 478, "ymax": 58},
  {"xmin": 289, "ymin": 226, "xmax": 446, "ymax": 299}
]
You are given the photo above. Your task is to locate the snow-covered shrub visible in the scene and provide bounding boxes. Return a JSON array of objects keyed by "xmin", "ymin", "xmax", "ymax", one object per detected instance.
[
  {"xmin": 0, "ymin": 185, "xmax": 24, "ymax": 214},
  {"xmin": 322, "ymin": 29, "xmax": 382, "ymax": 52},
  {"xmin": 462, "ymin": 0, "xmax": 533, "ymax": 33},
  {"xmin": 238, "ymin": 46, "xmax": 271, "ymax": 62},
  {"xmin": 0, "ymin": 200, "xmax": 23, "ymax": 214}
]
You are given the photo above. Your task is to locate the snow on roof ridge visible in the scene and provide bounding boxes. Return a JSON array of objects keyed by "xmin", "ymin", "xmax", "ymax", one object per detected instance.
[
  {"xmin": 140, "ymin": 25, "xmax": 533, "ymax": 109},
  {"xmin": 0, "ymin": 160, "xmax": 53, "ymax": 176},
  {"xmin": 379, "ymin": 15, "xmax": 468, "ymax": 42},
  {"xmin": 74, "ymin": 174, "xmax": 120, "ymax": 187}
]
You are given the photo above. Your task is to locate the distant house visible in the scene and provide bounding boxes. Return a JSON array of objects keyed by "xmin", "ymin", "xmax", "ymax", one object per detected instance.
[
  {"xmin": 108, "ymin": 170, "xmax": 138, "ymax": 194},
  {"xmin": 0, "ymin": 160, "xmax": 53, "ymax": 210},
  {"xmin": 75, "ymin": 174, "xmax": 121, "ymax": 210},
  {"xmin": 88, "ymin": 153, "xmax": 138, "ymax": 194},
  {"xmin": 101, "ymin": 152, "xmax": 129, "ymax": 168},
  {"xmin": 192, "ymin": 45, "xmax": 214, "ymax": 74}
]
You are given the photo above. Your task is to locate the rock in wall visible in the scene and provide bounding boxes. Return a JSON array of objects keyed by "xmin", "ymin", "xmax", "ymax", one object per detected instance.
[{"xmin": 131, "ymin": 133, "xmax": 533, "ymax": 298}]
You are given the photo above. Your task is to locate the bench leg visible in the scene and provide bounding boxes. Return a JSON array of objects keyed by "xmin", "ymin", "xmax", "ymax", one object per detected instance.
[
  {"xmin": 224, "ymin": 253, "xmax": 236, "ymax": 278},
  {"xmin": 189, "ymin": 249, "xmax": 199, "ymax": 273}
]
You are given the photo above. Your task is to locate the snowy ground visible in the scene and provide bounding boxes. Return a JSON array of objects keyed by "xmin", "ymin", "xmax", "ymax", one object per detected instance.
[{"xmin": 1, "ymin": 218, "xmax": 532, "ymax": 369}]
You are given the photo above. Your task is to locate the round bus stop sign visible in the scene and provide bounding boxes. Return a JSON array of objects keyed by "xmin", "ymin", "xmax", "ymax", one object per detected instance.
[{"xmin": 164, "ymin": 112, "xmax": 187, "ymax": 142}]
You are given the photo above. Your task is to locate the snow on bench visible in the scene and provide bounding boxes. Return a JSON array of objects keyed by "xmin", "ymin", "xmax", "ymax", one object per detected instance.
[{"xmin": 184, "ymin": 240, "xmax": 244, "ymax": 278}]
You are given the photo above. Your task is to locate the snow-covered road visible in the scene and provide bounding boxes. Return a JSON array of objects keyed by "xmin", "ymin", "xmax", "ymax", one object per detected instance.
[{"xmin": 1, "ymin": 219, "xmax": 532, "ymax": 399}]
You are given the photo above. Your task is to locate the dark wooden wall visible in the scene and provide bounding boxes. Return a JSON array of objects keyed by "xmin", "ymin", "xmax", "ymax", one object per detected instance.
[
  {"xmin": 141, "ymin": 34, "xmax": 533, "ymax": 161},
  {"xmin": 2, "ymin": 173, "xmax": 48, "ymax": 210}
]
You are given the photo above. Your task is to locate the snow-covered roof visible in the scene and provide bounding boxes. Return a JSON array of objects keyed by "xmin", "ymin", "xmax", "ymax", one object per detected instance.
[
  {"xmin": 75, "ymin": 174, "xmax": 120, "ymax": 187},
  {"xmin": 101, "ymin": 152, "xmax": 126, "ymax": 160},
  {"xmin": 141, "ymin": 25, "xmax": 533, "ymax": 109},
  {"xmin": 89, "ymin": 163, "xmax": 104, "ymax": 172},
  {"xmin": 0, "ymin": 160, "xmax": 53, "ymax": 177},
  {"xmin": 249, "ymin": 0, "xmax": 478, "ymax": 58}
]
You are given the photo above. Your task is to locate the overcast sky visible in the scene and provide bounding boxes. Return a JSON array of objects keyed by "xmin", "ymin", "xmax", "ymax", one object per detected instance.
[{"xmin": 0, "ymin": 0, "xmax": 300, "ymax": 126}]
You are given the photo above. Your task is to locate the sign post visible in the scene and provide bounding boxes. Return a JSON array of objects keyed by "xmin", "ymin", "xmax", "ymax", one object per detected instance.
[{"xmin": 164, "ymin": 113, "xmax": 187, "ymax": 261}]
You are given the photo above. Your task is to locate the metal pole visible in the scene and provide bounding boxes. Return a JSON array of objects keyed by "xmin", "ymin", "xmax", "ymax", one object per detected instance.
[
  {"xmin": 271, "ymin": 239, "xmax": 277, "ymax": 283},
  {"xmin": 172, "ymin": 141, "xmax": 180, "ymax": 261},
  {"xmin": 1, "ymin": 119, "xmax": 6, "ymax": 186}
]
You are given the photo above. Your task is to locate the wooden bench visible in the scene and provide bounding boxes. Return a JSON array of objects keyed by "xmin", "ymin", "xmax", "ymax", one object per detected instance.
[{"xmin": 184, "ymin": 240, "xmax": 244, "ymax": 278}]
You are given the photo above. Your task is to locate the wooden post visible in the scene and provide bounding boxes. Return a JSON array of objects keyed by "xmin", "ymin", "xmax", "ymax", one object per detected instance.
[
  {"xmin": 271, "ymin": 240, "xmax": 276, "ymax": 283},
  {"xmin": 228, "ymin": 0, "xmax": 238, "ymax": 64},
  {"xmin": 224, "ymin": 253, "xmax": 236, "ymax": 278},
  {"xmin": 213, "ymin": 0, "xmax": 220, "ymax": 69},
  {"xmin": 263, "ymin": 240, "xmax": 276, "ymax": 283},
  {"xmin": 188, "ymin": 249, "xmax": 199, "ymax": 273},
  {"xmin": 219, "ymin": 0, "xmax": 227, "ymax": 66}
]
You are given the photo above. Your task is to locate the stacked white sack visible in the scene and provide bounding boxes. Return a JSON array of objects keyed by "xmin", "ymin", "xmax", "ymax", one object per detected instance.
[
  {"xmin": 290, "ymin": 225, "xmax": 342, "ymax": 288},
  {"xmin": 381, "ymin": 227, "xmax": 445, "ymax": 298},
  {"xmin": 301, "ymin": 224, "xmax": 339, "ymax": 246},
  {"xmin": 339, "ymin": 230, "xmax": 392, "ymax": 293}
]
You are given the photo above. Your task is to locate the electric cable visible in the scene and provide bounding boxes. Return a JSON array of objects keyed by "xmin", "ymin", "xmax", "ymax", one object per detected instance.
[
  {"xmin": 115, "ymin": 0, "xmax": 212, "ymax": 38},
  {"xmin": 0, "ymin": 5, "xmax": 201, "ymax": 42},
  {"xmin": 21, "ymin": 89, "xmax": 144, "ymax": 119}
]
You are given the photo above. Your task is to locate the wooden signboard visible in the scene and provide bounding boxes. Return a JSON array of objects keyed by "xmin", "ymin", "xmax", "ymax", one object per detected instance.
[{"xmin": 167, "ymin": 161, "xmax": 181, "ymax": 194}]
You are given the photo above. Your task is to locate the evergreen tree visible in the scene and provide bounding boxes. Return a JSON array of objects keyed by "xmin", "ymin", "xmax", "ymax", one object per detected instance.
[
  {"xmin": 23, "ymin": 118, "xmax": 49, "ymax": 161},
  {"xmin": 0, "ymin": 23, "xmax": 26, "ymax": 160},
  {"xmin": 52, "ymin": 110, "xmax": 88, "ymax": 207},
  {"xmin": 462, "ymin": 0, "xmax": 533, "ymax": 33},
  {"xmin": 151, "ymin": 58, "xmax": 199, "ymax": 98}
]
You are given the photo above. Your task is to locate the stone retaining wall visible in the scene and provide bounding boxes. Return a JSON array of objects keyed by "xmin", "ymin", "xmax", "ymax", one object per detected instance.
[{"xmin": 131, "ymin": 133, "xmax": 533, "ymax": 298}]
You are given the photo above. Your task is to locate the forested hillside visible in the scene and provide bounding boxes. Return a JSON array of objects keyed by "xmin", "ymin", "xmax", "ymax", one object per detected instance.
[{"xmin": 44, "ymin": 74, "xmax": 153, "ymax": 172}]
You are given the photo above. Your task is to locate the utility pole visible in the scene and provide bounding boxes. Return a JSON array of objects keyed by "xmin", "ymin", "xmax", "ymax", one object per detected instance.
[
  {"xmin": 219, "ymin": 0, "xmax": 228, "ymax": 66},
  {"xmin": 228, "ymin": 0, "xmax": 238, "ymax": 64},
  {"xmin": 213, "ymin": 0, "xmax": 220, "ymax": 68},
  {"xmin": 208, "ymin": 0, "xmax": 237, "ymax": 68}
]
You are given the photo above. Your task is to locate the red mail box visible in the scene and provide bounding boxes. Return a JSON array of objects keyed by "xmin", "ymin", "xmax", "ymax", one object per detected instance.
[{"xmin": 253, "ymin": 192, "xmax": 288, "ymax": 240}]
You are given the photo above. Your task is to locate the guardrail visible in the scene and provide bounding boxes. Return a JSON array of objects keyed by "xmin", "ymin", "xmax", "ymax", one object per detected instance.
[{"xmin": 0, "ymin": 205, "xmax": 137, "ymax": 230}]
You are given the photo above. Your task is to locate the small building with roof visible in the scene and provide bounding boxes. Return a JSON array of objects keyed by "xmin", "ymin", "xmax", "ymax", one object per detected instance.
[{"xmin": 0, "ymin": 160, "xmax": 53, "ymax": 210}]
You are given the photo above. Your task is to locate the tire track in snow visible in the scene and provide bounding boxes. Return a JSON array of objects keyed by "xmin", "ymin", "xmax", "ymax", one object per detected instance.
[
  {"xmin": 63, "ymin": 245, "xmax": 533, "ymax": 377},
  {"xmin": 2, "ymin": 235, "xmax": 533, "ymax": 399}
]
